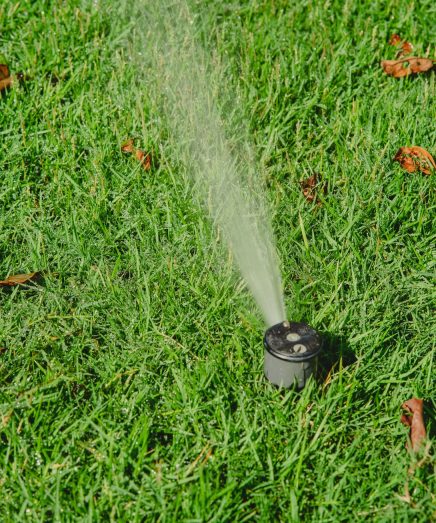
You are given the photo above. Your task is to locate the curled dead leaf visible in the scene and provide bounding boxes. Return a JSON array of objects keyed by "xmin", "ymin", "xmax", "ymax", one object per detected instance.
[
  {"xmin": 389, "ymin": 34, "xmax": 402, "ymax": 46},
  {"xmin": 401, "ymin": 398, "xmax": 426, "ymax": 452},
  {"xmin": 0, "ymin": 64, "xmax": 14, "ymax": 91},
  {"xmin": 301, "ymin": 174, "xmax": 317, "ymax": 202},
  {"xmin": 381, "ymin": 57, "xmax": 434, "ymax": 78},
  {"xmin": 0, "ymin": 272, "xmax": 42, "ymax": 287},
  {"xmin": 393, "ymin": 146, "xmax": 435, "ymax": 175},
  {"xmin": 0, "ymin": 64, "xmax": 27, "ymax": 91},
  {"xmin": 135, "ymin": 149, "xmax": 152, "ymax": 171},
  {"xmin": 121, "ymin": 139, "xmax": 135, "ymax": 154},
  {"xmin": 0, "ymin": 64, "xmax": 9, "ymax": 80},
  {"xmin": 388, "ymin": 34, "xmax": 413, "ymax": 57},
  {"xmin": 121, "ymin": 138, "xmax": 152, "ymax": 171},
  {"xmin": 300, "ymin": 172, "xmax": 327, "ymax": 205},
  {"xmin": 400, "ymin": 41, "xmax": 413, "ymax": 56}
]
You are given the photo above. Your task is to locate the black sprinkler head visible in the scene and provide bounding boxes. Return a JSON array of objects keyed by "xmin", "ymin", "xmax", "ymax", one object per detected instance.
[{"xmin": 264, "ymin": 321, "xmax": 322, "ymax": 388}]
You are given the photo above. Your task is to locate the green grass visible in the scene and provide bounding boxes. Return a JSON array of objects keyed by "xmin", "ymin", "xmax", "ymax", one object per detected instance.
[{"xmin": 1, "ymin": 0, "xmax": 435, "ymax": 521}]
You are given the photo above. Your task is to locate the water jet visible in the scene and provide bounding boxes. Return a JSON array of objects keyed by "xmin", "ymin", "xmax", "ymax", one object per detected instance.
[{"xmin": 144, "ymin": 1, "xmax": 323, "ymax": 388}]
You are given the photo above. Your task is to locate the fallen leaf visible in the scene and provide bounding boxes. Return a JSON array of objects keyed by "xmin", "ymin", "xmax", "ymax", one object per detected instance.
[
  {"xmin": 389, "ymin": 34, "xmax": 402, "ymax": 46},
  {"xmin": 300, "ymin": 173, "xmax": 317, "ymax": 202},
  {"xmin": 0, "ymin": 64, "xmax": 27, "ymax": 91},
  {"xmin": 121, "ymin": 138, "xmax": 152, "ymax": 171},
  {"xmin": 381, "ymin": 57, "xmax": 434, "ymax": 78},
  {"xmin": 0, "ymin": 64, "xmax": 9, "ymax": 79},
  {"xmin": 135, "ymin": 149, "xmax": 152, "ymax": 171},
  {"xmin": 300, "ymin": 172, "xmax": 327, "ymax": 204},
  {"xmin": 121, "ymin": 138, "xmax": 135, "ymax": 154},
  {"xmin": 401, "ymin": 398, "xmax": 426, "ymax": 452},
  {"xmin": 393, "ymin": 146, "xmax": 436, "ymax": 175},
  {"xmin": 0, "ymin": 64, "xmax": 14, "ymax": 91},
  {"xmin": 388, "ymin": 35, "xmax": 413, "ymax": 57},
  {"xmin": 400, "ymin": 41, "xmax": 413, "ymax": 56},
  {"xmin": 0, "ymin": 272, "xmax": 42, "ymax": 287}
]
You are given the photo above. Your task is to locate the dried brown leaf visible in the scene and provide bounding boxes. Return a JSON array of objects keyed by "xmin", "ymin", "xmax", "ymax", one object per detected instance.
[
  {"xmin": 0, "ymin": 64, "xmax": 27, "ymax": 91},
  {"xmin": 0, "ymin": 64, "xmax": 13, "ymax": 92},
  {"xmin": 121, "ymin": 139, "xmax": 135, "ymax": 154},
  {"xmin": 300, "ymin": 173, "xmax": 318, "ymax": 203},
  {"xmin": 388, "ymin": 35, "xmax": 414, "ymax": 57},
  {"xmin": 381, "ymin": 57, "xmax": 434, "ymax": 78},
  {"xmin": 401, "ymin": 41, "xmax": 413, "ymax": 56},
  {"xmin": 121, "ymin": 138, "xmax": 152, "ymax": 171},
  {"xmin": 0, "ymin": 64, "xmax": 10, "ymax": 80},
  {"xmin": 0, "ymin": 272, "xmax": 42, "ymax": 287},
  {"xmin": 300, "ymin": 172, "xmax": 327, "ymax": 205},
  {"xmin": 389, "ymin": 34, "xmax": 402, "ymax": 46},
  {"xmin": 401, "ymin": 398, "xmax": 426, "ymax": 452},
  {"xmin": 135, "ymin": 149, "xmax": 152, "ymax": 171},
  {"xmin": 393, "ymin": 146, "xmax": 436, "ymax": 175}
]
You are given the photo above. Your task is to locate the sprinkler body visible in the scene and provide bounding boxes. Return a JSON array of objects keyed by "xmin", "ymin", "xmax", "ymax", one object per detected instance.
[{"xmin": 264, "ymin": 321, "xmax": 322, "ymax": 388}]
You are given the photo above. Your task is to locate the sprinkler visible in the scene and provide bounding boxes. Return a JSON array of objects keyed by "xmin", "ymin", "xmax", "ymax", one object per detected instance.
[{"xmin": 264, "ymin": 321, "xmax": 322, "ymax": 388}]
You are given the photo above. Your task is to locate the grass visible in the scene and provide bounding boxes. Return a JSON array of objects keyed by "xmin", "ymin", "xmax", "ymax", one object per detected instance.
[{"xmin": 0, "ymin": 0, "xmax": 435, "ymax": 520}]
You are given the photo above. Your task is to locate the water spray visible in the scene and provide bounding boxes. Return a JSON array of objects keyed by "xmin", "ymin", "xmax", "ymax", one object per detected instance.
[{"xmin": 143, "ymin": 1, "xmax": 322, "ymax": 388}]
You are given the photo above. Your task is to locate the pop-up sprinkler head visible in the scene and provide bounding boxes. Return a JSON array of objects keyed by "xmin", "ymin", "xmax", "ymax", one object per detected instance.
[{"xmin": 264, "ymin": 321, "xmax": 322, "ymax": 388}]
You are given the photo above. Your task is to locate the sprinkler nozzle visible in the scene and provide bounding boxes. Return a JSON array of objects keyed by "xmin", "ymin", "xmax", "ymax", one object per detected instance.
[{"xmin": 264, "ymin": 321, "xmax": 322, "ymax": 388}]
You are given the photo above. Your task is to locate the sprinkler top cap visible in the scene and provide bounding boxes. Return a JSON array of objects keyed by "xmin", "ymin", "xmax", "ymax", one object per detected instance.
[{"xmin": 264, "ymin": 321, "xmax": 322, "ymax": 362}]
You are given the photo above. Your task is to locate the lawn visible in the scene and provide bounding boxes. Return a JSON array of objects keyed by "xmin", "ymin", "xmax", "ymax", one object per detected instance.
[{"xmin": 0, "ymin": 0, "xmax": 435, "ymax": 521}]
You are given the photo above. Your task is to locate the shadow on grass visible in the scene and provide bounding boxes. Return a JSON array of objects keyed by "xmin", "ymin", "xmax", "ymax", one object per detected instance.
[{"xmin": 315, "ymin": 332, "xmax": 357, "ymax": 385}]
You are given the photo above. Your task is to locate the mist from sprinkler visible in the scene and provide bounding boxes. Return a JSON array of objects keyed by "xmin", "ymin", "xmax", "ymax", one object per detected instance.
[{"xmin": 141, "ymin": 1, "xmax": 321, "ymax": 387}]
